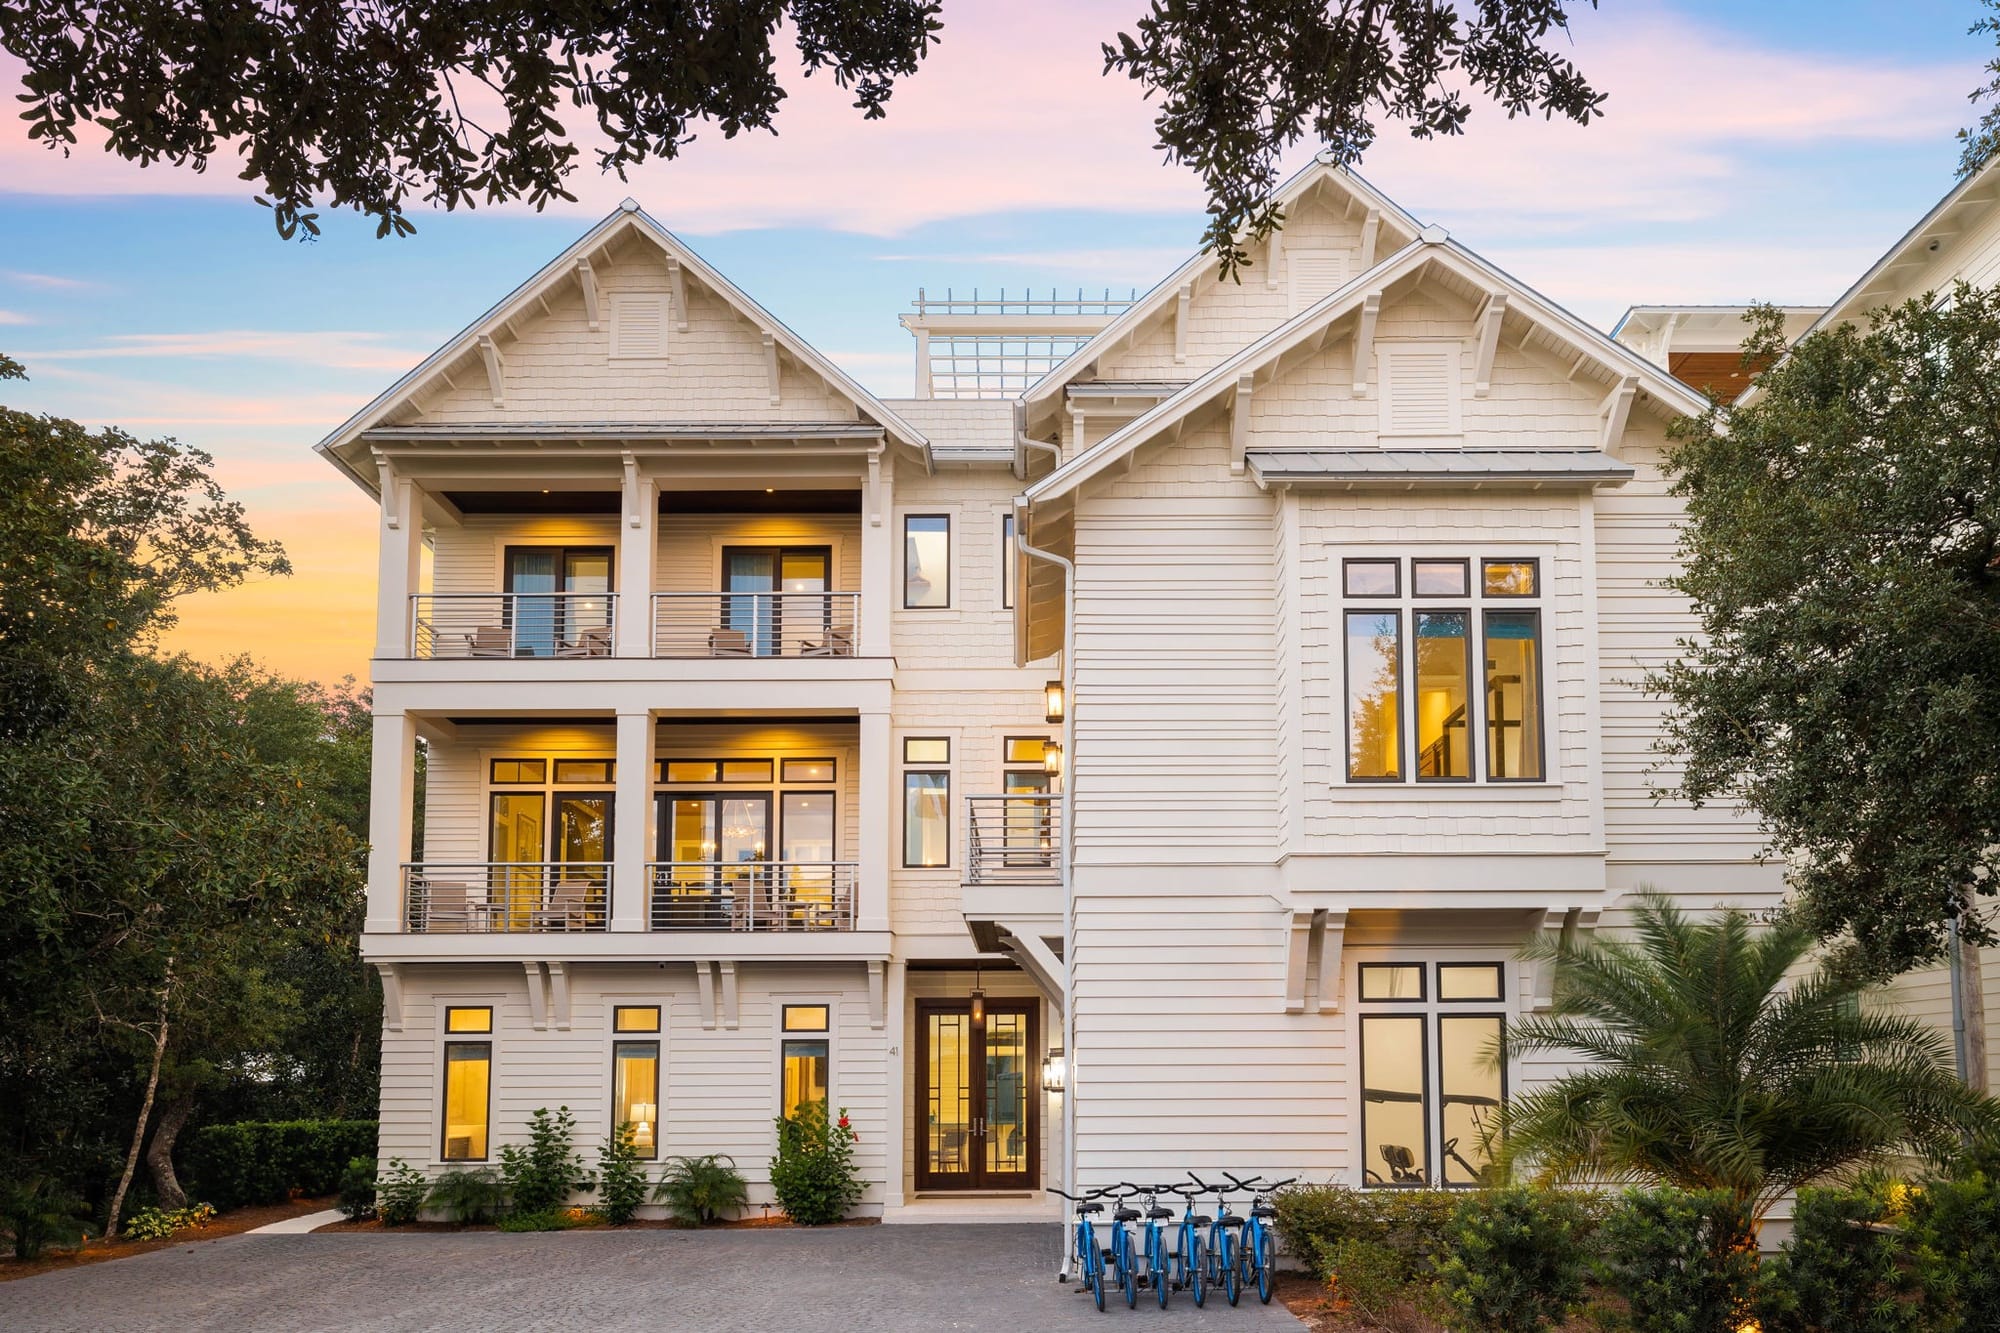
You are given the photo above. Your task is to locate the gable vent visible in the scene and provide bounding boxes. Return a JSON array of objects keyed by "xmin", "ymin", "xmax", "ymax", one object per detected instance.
[
  {"xmin": 1288, "ymin": 248, "xmax": 1348, "ymax": 313},
  {"xmin": 609, "ymin": 291, "xmax": 670, "ymax": 360},
  {"xmin": 1379, "ymin": 344, "xmax": 1461, "ymax": 437}
]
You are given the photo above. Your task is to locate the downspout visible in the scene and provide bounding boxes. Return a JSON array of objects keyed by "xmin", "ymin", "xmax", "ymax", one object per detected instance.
[{"xmin": 1013, "ymin": 493, "xmax": 1075, "ymax": 1272}]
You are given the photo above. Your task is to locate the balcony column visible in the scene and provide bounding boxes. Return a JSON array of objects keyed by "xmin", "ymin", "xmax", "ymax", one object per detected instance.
[
  {"xmin": 617, "ymin": 457, "xmax": 657, "ymax": 657},
  {"xmin": 612, "ymin": 710, "xmax": 655, "ymax": 931},
  {"xmin": 366, "ymin": 710, "xmax": 417, "ymax": 933},
  {"xmin": 373, "ymin": 457, "xmax": 423, "ymax": 660},
  {"xmin": 857, "ymin": 706, "xmax": 892, "ymax": 933},
  {"xmin": 858, "ymin": 451, "xmax": 894, "ymax": 658}
]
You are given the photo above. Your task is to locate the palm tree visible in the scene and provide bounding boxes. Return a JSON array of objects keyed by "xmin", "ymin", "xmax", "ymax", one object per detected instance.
[{"xmin": 1502, "ymin": 894, "xmax": 1995, "ymax": 1224}]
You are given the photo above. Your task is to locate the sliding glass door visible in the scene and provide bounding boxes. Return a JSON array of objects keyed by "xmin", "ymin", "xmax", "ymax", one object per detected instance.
[
  {"xmin": 722, "ymin": 547, "xmax": 831, "ymax": 657},
  {"xmin": 505, "ymin": 546, "xmax": 612, "ymax": 657}
]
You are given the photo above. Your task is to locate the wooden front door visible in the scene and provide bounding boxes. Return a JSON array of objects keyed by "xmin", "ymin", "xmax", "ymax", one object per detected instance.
[{"xmin": 915, "ymin": 1000, "xmax": 1039, "ymax": 1191}]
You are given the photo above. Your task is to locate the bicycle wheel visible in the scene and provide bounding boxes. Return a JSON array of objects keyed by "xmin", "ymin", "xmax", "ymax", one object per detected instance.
[
  {"xmin": 1221, "ymin": 1231, "xmax": 1240, "ymax": 1306},
  {"xmin": 1087, "ymin": 1242, "xmax": 1105, "ymax": 1313},
  {"xmin": 1189, "ymin": 1234, "xmax": 1206, "ymax": 1308},
  {"xmin": 1255, "ymin": 1226, "xmax": 1274, "ymax": 1303},
  {"xmin": 1152, "ymin": 1232, "xmax": 1169, "ymax": 1309},
  {"xmin": 1120, "ymin": 1231, "xmax": 1138, "ymax": 1309}
]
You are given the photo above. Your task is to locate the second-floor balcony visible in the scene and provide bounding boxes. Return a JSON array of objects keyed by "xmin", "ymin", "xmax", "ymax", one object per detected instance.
[
  {"xmin": 963, "ymin": 794, "xmax": 1061, "ymax": 887},
  {"xmin": 646, "ymin": 861, "xmax": 857, "ymax": 931},
  {"xmin": 404, "ymin": 862, "xmax": 611, "ymax": 932},
  {"xmin": 412, "ymin": 593, "xmax": 617, "ymax": 660},
  {"xmin": 653, "ymin": 592, "xmax": 860, "ymax": 659}
]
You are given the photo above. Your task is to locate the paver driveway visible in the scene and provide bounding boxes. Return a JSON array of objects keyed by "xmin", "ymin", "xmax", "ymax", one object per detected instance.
[{"xmin": 0, "ymin": 1224, "xmax": 1307, "ymax": 1332}]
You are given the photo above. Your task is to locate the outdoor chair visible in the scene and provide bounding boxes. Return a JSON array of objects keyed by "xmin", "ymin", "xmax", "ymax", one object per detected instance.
[
  {"xmin": 530, "ymin": 878, "xmax": 598, "ymax": 932},
  {"xmin": 464, "ymin": 626, "xmax": 512, "ymax": 659},
  {"xmin": 708, "ymin": 627, "xmax": 753, "ymax": 658},
  {"xmin": 800, "ymin": 627, "xmax": 854, "ymax": 658},
  {"xmin": 556, "ymin": 625, "xmax": 612, "ymax": 658},
  {"xmin": 418, "ymin": 881, "xmax": 484, "ymax": 933}
]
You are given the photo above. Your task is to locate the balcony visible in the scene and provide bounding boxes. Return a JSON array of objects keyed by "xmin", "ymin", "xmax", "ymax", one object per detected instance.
[
  {"xmin": 646, "ymin": 862, "xmax": 857, "ymax": 932},
  {"xmin": 652, "ymin": 592, "xmax": 861, "ymax": 659},
  {"xmin": 402, "ymin": 863, "xmax": 611, "ymax": 932},
  {"xmin": 962, "ymin": 794, "xmax": 1060, "ymax": 887},
  {"xmin": 410, "ymin": 594, "xmax": 617, "ymax": 661}
]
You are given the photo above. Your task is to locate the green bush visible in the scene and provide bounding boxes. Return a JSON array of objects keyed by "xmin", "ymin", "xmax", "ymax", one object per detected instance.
[
  {"xmin": 183, "ymin": 1120, "xmax": 378, "ymax": 1210},
  {"xmin": 337, "ymin": 1157, "xmax": 377, "ymax": 1220},
  {"xmin": 1759, "ymin": 1181, "xmax": 1931, "ymax": 1333},
  {"xmin": 1437, "ymin": 1187, "xmax": 1593, "ymax": 1331},
  {"xmin": 428, "ymin": 1168, "xmax": 503, "ymax": 1226},
  {"xmin": 0, "ymin": 1177, "xmax": 93, "ymax": 1259},
  {"xmin": 375, "ymin": 1158, "xmax": 430, "ymax": 1226},
  {"xmin": 499, "ymin": 1107, "xmax": 594, "ymax": 1216},
  {"xmin": 1598, "ymin": 1188, "xmax": 1759, "ymax": 1333},
  {"xmin": 769, "ymin": 1101, "xmax": 862, "ymax": 1226},
  {"xmin": 1915, "ymin": 1159, "xmax": 2000, "ymax": 1330},
  {"xmin": 1274, "ymin": 1184, "xmax": 1460, "ymax": 1283},
  {"xmin": 122, "ymin": 1202, "xmax": 217, "ymax": 1241},
  {"xmin": 1321, "ymin": 1235, "xmax": 1450, "ymax": 1332},
  {"xmin": 597, "ymin": 1125, "xmax": 648, "ymax": 1226},
  {"xmin": 654, "ymin": 1153, "xmax": 749, "ymax": 1226}
]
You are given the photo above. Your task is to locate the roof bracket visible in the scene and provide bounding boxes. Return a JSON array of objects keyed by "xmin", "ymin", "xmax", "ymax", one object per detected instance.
[
  {"xmin": 762, "ymin": 332, "xmax": 781, "ymax": 406},
  {"xmin": 1230, "ymin": 372, "xmax": 1255, "ymax": 474},
  {"xmin": 1358, "ymin": 208, "xmax": 1382, "ymax": 271},
  {"xmin": 666, "ymin": 256, "xmax": 689, "ymax": 332},
  {"xmin": 476, "ymin": 334, "xmax": 505, "ymax": 408},
  {"xmin": 1474, "ymin": 294, "xmax": 1508, "ymax": 397},
  {"xmin": 1266, "ymin": 225, "xmax": 1284, "ymax": 292},
  {"xmin": 1351, "ymin": 292, "xmax": 1382, "ymax": 396},
  {"xmin": 1318, "ymin": 909, "xmax": 1348, "ymax": 1013},
  {"xmin": 1174, "ymin": 282, "xmax": 1192, "ymax": 364},
  {"xmin": 1600, "ymin": 375, "xmax": 1639, "ymax": 449},
  {"xmin": 575, "ymin": 258, "xmax": 600, "ymax": 331}
]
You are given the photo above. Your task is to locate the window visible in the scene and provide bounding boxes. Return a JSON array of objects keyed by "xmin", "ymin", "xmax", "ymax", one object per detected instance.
[
  {"xmin": 613, "ymin": 1006, "xmax": 660, "ymax": 1033},
  {"xmin": 503, "ymin": 547, "xmax": 613, "ymax": 658},
  {"xmin": 1001, "ymin": 514, "xmax": 1017, "ymax": 609},
  {"xmin": 904, "ymin": 515, "xmax": 951, "ymax": 608},
  {"xmin": 1358, "ymin": 963, "xmax": 1506, "ymax": 1189},
  {"xmin": 1339, "ymin": 556, "xmax": 1546, "ymax": 784},
  {"xmin": 903, "ymin": 738, "xmax": 951, "ymax": 867},
  {"xmin": 782, "ymin": 759, "xmax": 835, "ymax": 783},
  {"xmin": 441, "ymin": 1007, "xmax": 493, "ymax": 1161},
  {"xmin": 553, "ymin": 759, "xmax": 613, "ymax": 785},
  {"xmin": 490, "ymin": 759, "xmax": 546, "ymax": 784},
  {"xmin": 781, "ymin": 1005, "xmax": 831, "ymax": 1119},
  {"xmin": 658, "ymin": 759, "xmax": 775, "ymax": 784},
  {"xmin": 613, "ymin": 1040, "xmax": 660, "ymax": 1158},
  {"xmin": 904, "ymin": 738, "xmax": 949, "ymax": 764}
]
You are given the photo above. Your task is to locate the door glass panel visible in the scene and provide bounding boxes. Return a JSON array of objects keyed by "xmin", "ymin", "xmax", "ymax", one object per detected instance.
[
  {"xmin": 782, "ymin": 792, "xmax": 836, "ymax": 905},
  {"xmin": 780, "ymin": 551, "xmax": 829, "ymax": 593},
  {"xmin": 1003, "ymin": 769, "xmax": 1053, "ymax": 867},
  {"xmin": 983, "ymin": 1011, "xmax": 1030, "ymax": 1177},
  {"xmin": 925, "ymin": 1011, "xmax": 972, "ymax": 1180},
  {"xmin": 1415, "ymin": 611, "xmax": 1471, "ymax": 780},
  {"xmin": 508, "ymin": 549, "xmax": 560, "ymax": 657},
  {"xmin": 1439, "ymin": 1016, "xmax": 1503, "ymax": 1186},
  {"xmin": 1360, "ymin": 1015, "xmax": 1428, "ymax": 1187},
  {"xmin": 563, "ymin": 551, "xmax": 613, "ymax": 645},
  {"xmin": 489, "ymin": 793, "xmax": 546, "ymax": 928},
  {"xmin": 554, "ymin": 794, "xmax": 610, "ymax": 862}
]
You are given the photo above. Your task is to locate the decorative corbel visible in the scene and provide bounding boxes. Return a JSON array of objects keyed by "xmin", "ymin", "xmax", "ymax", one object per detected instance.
[
  {"xmin": 622, "ymin": 451, "xmax": 641, "ymax": 530},
  {"xmin": 1285, "ymin": 909, "xmax": 1316, "ymax": 1014},
  {"xmin": 1351, "ymin": 293, "xmax": 1382, "ymax": 396},
  {"xmin": 1229, "ymin": 372, "xmax": 1255, "ymax": 475},
  {"xmin": 865, "ymin": 450, "xmax": 884, "ymax": 528},
  {"xmin": 1317, "ymin": 909, "xmax": 1349, "ymax": 1014},
  {"xmin": 1173, "ymin": 282, "xmax": 1192, "ymax": 364},
  {"xmin": 374, "ymin": 962, "xmax": 405, "ymax": 1032},
  {"xmin": 1358, "ymin": 208, "xmax": 1382, "ymax": 270},
  {"xmin": 575, "ymin": 259, "xmax": 600, "ymax": 331},
  {"xmin": 1473, "ymin": 294, "xmax": 1509, "ymax": 398},
  {"xmin": 719, "ymin": 960, "xmax": 740, "ymax": 1029},
  {"xmin": 665, "ymin": 256, "xmax": 688, "ymax": 331},
  {"xmin": 523, "ymin": 960, "xmax": 549, "ymax": 1031},
  {"xmin": 695, "ymin": 960, "xmax": 717, "ymax": 1030},
  {"xmin": 1266, "ymin": 225, "xmax": 1284, "ymax": 292},
  {"xmin": 1600, "ymin": 375, "xmax": 1639, "ymax": 450},
  {"xmin": 1530, "ymin": 907, "xmax": 1586, "ymax": 1012},
  {"xmin": 373, "ymin": 451, "xmax": 401, "ymax": 530},
  {"xmin": 868, "ymin": 961, "xmax": 886, "ymax": 1029},
  {"xmin": 477, "ymin": 334, "xmax": 505, "ymax": 408},
  {"xmin": 546, "ymin": 961, "xmax": 572, "ymax": 1031}
]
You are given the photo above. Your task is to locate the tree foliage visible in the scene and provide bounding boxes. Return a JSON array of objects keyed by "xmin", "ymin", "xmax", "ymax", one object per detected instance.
[
  {"xmin": 0, "ymin": 2, "xmax": 1606, "ymax": 265},
  {"xmin": 1502, "ymin": 895, "xmax": 1996, "ymax": 1220},
  {"xmin": 1656, "ymin": 291, "xmax": 2000, "ymax": 972}
]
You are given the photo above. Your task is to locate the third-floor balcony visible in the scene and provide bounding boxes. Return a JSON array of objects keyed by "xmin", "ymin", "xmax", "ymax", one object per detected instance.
[
  {"xmin": 412, "ymin": 593, "xmax": 618, "ymax": 660},
  {"xmin": 652, "ymin": 592, "xmax": 859, "ymax": 659},
  {"xmin": 407, "ymin": 590, "xmax": 865, "ymax": 661}
]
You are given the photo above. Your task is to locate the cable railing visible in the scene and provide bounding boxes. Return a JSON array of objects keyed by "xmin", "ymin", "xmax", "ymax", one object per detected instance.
[
  {"xmin": 963, "ymin": 794, "xmax": 1061, "ymax": 887},
  {"xmin": 645, "ymin": 861, "xmax": 858, "ymax": 931},
  {"xmin": 409, "ymin": 593, "xmax": 616, "ymax": 660},
  {"xmin": 651, "ymin": 591, "xmax": 860, "ymax": 659},
  {"xmin": 402, "ymin": 863, "xmax": 611, "ymax": 932}
]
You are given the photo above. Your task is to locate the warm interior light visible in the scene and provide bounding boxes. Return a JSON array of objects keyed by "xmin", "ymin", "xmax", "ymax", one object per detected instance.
[
  {"xmin": 1042, "ymin": 1050, "xmax": 1066, "ymax": 1094},
  {"xmin": 765, "ymin": 488, "xmax": 775, "ymax": 493},
  {"xmin": 1044, "ymin": 679, "xmax": 1065, "ymax": 724},
  {"xmin": 1042, "ymin": 740, "xmax": 1064, "ymax": 777},
  {"xmin": 970, "ymin": 961, "xmax": 985, "ymax": 1026},
  {"xmin": 631, "ymin": 1102, "xmax": 656, "ymax": 1148}
]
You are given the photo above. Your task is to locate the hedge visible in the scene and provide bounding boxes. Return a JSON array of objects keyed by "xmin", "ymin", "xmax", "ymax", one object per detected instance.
[{"xmin": 183, "ymin": 1120, "xmax": 378, "ymax": 1211}]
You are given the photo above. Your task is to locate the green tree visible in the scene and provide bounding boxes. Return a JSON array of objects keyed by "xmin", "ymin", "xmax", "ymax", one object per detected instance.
[
  {"xmin": 0, "ymin": 2, "xmax": 1607, "ymax": 263},
  {"xmin": 1501, "ymin": 896, "xmax": 1994, "ymax": 1232},
  {"xmin": 1655, "ymin": 289, "xmax": 2000, "ymax": 1082}
]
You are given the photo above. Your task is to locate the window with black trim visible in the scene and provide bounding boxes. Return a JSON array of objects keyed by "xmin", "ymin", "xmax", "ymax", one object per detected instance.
[
  {"xmin": 903, "ymin": 738, "xmax": 950, "ymax": 867},
  {"xmin": 904, "ymin": 515, "xmax": 951, "ymax": 608},
  {"xmin": 1357, "ymin": 964, "xmax": 1506, "ymax": 1189},
  {"xmin": 442, "ymin": 1006, "xmax": 492, "ymax": 1161},
  {"xmin": 1001, "ymin": 514, "xmax": 1017, "ymax": 609},
  {"xmin": 1339, "ymin": 556, "xmax": 1546, "ymax": 784},
  {"xmin": 781, "ymin": 1004, "xmax": 831, "ymax": 1118}
]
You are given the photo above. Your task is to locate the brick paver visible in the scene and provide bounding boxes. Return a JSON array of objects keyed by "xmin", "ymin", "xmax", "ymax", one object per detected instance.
[{"xmin": 0, "ymin": 1224, "xmax": 1306, "ymax": 1332}]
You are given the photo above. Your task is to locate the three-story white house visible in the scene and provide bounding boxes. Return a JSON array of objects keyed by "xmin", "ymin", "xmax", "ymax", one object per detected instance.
[{"xmin": 320, "ymin": 161, "xmax": 1784, "ymax": 1214}]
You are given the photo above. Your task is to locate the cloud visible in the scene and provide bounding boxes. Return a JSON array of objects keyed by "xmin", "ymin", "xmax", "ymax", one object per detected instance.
[
  {"xmin": 0, "ymin": 267, "xmax": 102, "ymax": 291},
  {"xmin": 18, "ymin": 363, "xmax": 364, "ymax": 431},
  {"xmin": 22, "ymin": 329, "xmax": 437, "ymax": 372},
  {"xmin": 0, "ymin": 309, "xmax": 29, "ymax": 325}
]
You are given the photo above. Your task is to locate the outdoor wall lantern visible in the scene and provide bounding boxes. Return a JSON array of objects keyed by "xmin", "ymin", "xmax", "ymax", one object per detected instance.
[
  {"xmin": 1042, "ymin": 740, "xmax": 1064, "ymax": 778},
  {"xmin": 970, "ymin": 961, "xmax": 986, "ymax": 1027},
  {"xmin": 1044, "ymin": 679, "xmax": 1065, "ymax": 724},
  {"xmin": 1042, "ymin": 1050, "xmax": 1066, "ymax": 1094}
]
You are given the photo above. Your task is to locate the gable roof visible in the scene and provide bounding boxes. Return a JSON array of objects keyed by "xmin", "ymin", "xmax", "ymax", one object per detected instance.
[
  {"xmin": 314, "ymin": 200, "xmax": 931, "ymax": 494},
  {"xmin": 1021, "ymin": 233, "xmax": 1708, "ymax": 509},
  {"xmin": 1017, "ymin": 159, "xmax": 1426, "ymax": 434},
  {"xmin": 1805, "ymin": 153, "xmax": 2000, "ymax": 340}
]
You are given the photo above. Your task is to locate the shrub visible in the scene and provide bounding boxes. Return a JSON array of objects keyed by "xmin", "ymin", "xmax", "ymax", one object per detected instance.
[
  {"xmin": 337, "ymin": 1157, "xmax": 377, "ymax": 1221},
  {"xmin": 375, "ymin": 1159, "xmax": 430, "ymax": 1226},
  {"xmin": 769, "ymin": 1101, "xmax": 862, "ymax": 1226},
  {"xmin": 499, "ymin": 1107, "xmax": 595, "ymax": 1216},
  {"xmin": 1598, "ymin": 1187, "xmax": 1759, "ymax": 1333},
  {"xmin": 182, "ymin": 1120, "xmax": 378, "ymax": 1210},
  {"xmin": 1913, "ymin": 1156, "xmax": 2000, "ymax": 1329},
  {"xmin": 0, "ymin": 1177, "xmax": 93, "ymax": 1259},
  {"xmin": 654, "ymin": 1154, "xmax": 749, "ymax": 1226},
  {"xmin": 122, "ymin": 1202, "xmax": 217, "ymax": 1242},
  {"xmin": 1758, "ymin": 1181, "xmax": 1931, "ymax": 1333},
  {"xmin": 428, "ymin": 1168, "xmax": 503, "ymax": 1226},
  {"xmin": 597, "ymin": 1125, "xmax": 649, "ymax": 1226},
  {"xmin": 1274, "ymin": 1184, "xmax": 1460, "ymax": 1284},
  {"xmin": 1438, "ymin": 1186, "xmax": 1593, "ymax": 1331},
  {"xmin": 1322, "ymin": 1235, "xmax": 1450, "ymax": 1333}
]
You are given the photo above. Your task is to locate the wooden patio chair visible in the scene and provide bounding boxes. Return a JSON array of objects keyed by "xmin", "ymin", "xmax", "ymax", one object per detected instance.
[
  {"xmin": 529, "ymin": 878, "xmax": 598, "ymax": 932},
  {"xmin": 799, "ymin": 627, "xmax": 854, "ymax": 658},
  {"xmin": 418, "ymin": 881, "xmax": 483, "ymax": 933},
  {"xmin": 464, "ymin": 626, "xmax": 512, "ymax": 659},
  {"xmin": 556, "ymin": 625, "xmax": 612, "ymax": 658},
  {"xmin": 707, "ymin": 627, "xmax": 753, "ymax": 658}
]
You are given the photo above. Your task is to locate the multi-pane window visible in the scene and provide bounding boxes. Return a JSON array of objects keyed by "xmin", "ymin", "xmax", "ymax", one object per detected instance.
[
  {"xmin": 612, "ymin": 1006, "xmax": 661, "ymax": 1158},
  {"xmin": 781, "ymin": 1004, "xmax": 831, "ymax": 1118},
  {"xmin": 1341, "ymin": 557, "xmax": 1545, "ymax": 783},
  {"xmin": 904, "ymin": 515, "xmax": 951, "ymax": 608},
  {"xmin": 1356, "ymin": 963, "xmax": 1506, "ymax": 1189},
  {"xmin": 903, "ymin": 738, "xmax": 951, "ymax": 867},
  {"xmin": 442, "ymin": 1007, "xmax": 492, "ymax": 1161}
]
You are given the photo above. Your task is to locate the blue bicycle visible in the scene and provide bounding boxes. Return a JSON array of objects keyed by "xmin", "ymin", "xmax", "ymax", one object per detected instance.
[
  {"xmin": 1189, "ymin": 1173, "xmax": 1243, "ymax": 1306},
  {"xmin": 1050, "ymin": 1186, "xmax": 1112, "ymax": 1312},
  {"xmin": 1164, "ymin": 1183, "xmax": 1207, "ymax": 1307},
  {"xmin": 1134, "ymin": 1185, "xmax": 1178, "ymax": 1309},
  {"xmin": 1227, "ymin": 1172, "xmax": 1298, "ymax": 1305},
  {"xmin": 1104, "ymin": 1183, "xmax": 1143, "ymax": 1309}
]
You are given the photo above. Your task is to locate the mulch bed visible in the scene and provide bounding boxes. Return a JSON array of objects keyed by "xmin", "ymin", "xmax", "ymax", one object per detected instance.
[
  {"xmin": 316, "ymin": 1213, "xmax": 880, "ymax": 1234},
  {"xmin": 0, "ymin": 1195, "xmax": 338, "ymax": 1284}
]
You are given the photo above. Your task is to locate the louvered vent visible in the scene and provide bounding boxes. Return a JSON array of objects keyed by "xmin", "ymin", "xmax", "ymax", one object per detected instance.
[
  {"xmin": 609, "ymin": 292, "xmax": 669, "ymax": 359},
  {"xmin": 1380, "ymin": 344, "xmax": 1461, "ymax": 436},
  {"xmin": 1288, "ymin": 248, "xmax": 1347, "ymax": 313}
]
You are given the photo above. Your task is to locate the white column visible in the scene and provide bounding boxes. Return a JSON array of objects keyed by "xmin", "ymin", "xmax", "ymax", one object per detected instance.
[
  {"xmin": 617, "ymin": 461, "xmax": 657, "ymax": 657},
  {"xmin": 857, "ymin": 707, "xmax": 892, "ymax": 933},
  {"xmin": 373, "ymin": 469, "xmax": 423, "ymax": 660},
  {"xmin": 366, "ymin": 711, "xmax": 416, "ymax": 933},
  {"xmin": 883, "ymin": 958, "xmax": 907, "ymax": 1207},
  {"xmin": 612, "ymin": 710, "xmax": 654, "ymax": 931},
  {"xmin": 858, "ymin": 453, "xmax": 894, "ymax": 658}
]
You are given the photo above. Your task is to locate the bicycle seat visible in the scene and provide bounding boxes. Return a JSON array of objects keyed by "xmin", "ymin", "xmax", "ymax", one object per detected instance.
[
  {"xmin": 1215, "ymin": 1211, "xmax": 1243, "ymax": 1226},
  {"xmin": 1191, "ymin": 1214, "xmax": 1212, "ymax": 1227},
  {"xmin": 1146, "ymin": 1205, "xmax": 1174, "ymax": 1220},
  {"xmin": 1252, "ymin": 1204, "xmax": 1278, "ymax": 1218},
  {"xmin": 1113, "ymin": 1207, "xmax": 1141, "ymax": 1222},
  {"xmin": 1077, "ymin": 1202, "xmax": 1103, "ymax": 1214}
]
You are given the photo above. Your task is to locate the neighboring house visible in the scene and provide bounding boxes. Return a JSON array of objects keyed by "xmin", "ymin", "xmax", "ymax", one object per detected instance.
[{"xmin": 321, "ymin": 160, "xmax": 1786, "ymax": 1215}]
